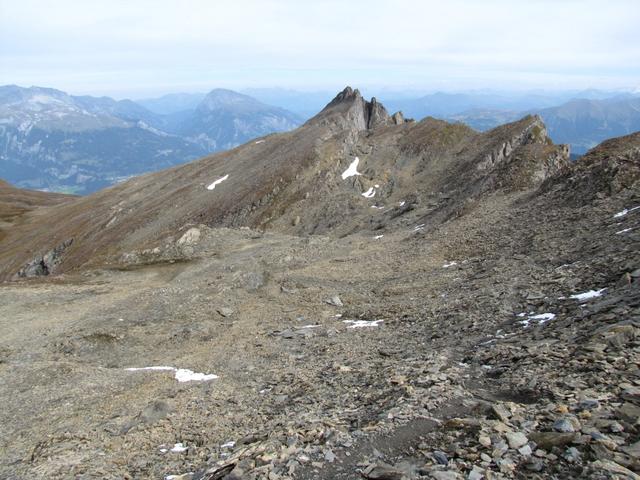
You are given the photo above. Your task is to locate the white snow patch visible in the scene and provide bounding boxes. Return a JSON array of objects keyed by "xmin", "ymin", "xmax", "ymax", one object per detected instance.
[
  {"xmin": 530, "ymin": 313, "xmax": 556, "ymax": 322},
  {"xmin": 614, "ymin": 206, "xmax": 640, "ymax": 218},
  {"xmin": 221, "ymin": 441, "xmax": 236, "ymax": 448},
  {"xmin": 399, "ymin": 201, "xmax": 406, "ymax": 207},
  {"xmin": 299, "ymin": 325, "xmax": 321, "ymax": 329},
  {"xmin": 207, "ymin": 174, "xmax": 229, "ymax": 190},
  {"xmin": 166, "ymin": 474, "xmax": 193, "ymax": 480},
  {"xmin": 170, "ymin": 443, "xmax": 188, "ymax": 453},
  {"xmin": 341, "ymin": 157, "xmax": 362, "ymax": 179},
  {"xmin": 29, "ymin": 94, "xmax": 64, "ymax": 105},
  {"xmin": 138, "ymin": 121, "xmax": 170, "ymax": 137},
  {"xmin": 255, "ymin": 140, "xmax": 265, "ymax": 144},
  {"xmin": 125, "ymin": 366, "xmax": 218, "ymax": 382},
  {"xmin": 362, "ymin": 187, "xmax": 376, "ymax": 198},
  {"xmin": 371, "ymin": 205, "xmax": 385, "ymax": 210},
  {"xmin": 374, "ymin": 235, "xmax": 384, "ymax": 239},
  {"xmin": 413, "ymin": 224, "xmax": 425, "ymax": 232},
  {"xmin": 443, "ymin": 261, "xmax": 458, "ymax": 268},
  {"xmin": 343, "ymin": 319, "xmax": 383, "ymax": 329},
  {"xmin": 616, "ymin": 227, "xmax": 634, "ymax": 234},
  {"xmin": 174, "ymin": 369, "xmax": 218, "ymax": 382},
  {"xmin": 570, "ymin": 289, "xmax": 606, "ymax": 301},
  {"xmin": 519, "ymin": 312, "xmax": 556, "ymax": 328}
]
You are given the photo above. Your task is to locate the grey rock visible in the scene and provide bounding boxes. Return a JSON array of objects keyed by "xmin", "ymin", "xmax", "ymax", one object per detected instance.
[
  {"xmin": 506, "ymin": 432, "xmax": 528, "ymax": 449},
  {"xmin": 362, "ymin": 463, "xmax": 404, "ymax": 480},
  {"xmin": 529, "ymin": 432, "xmax": 577, "ymax": 450},
  {"xmin": 617, "ymin": 402, "xmax": 640, "ymax": 425},
  {"xmin": 467, "ymin": 467, "xmax": 484, "ymax": 480},
  {"xmin": 563, "ymin": 447, "xmax": 581, "ymax": 463},
  {"xmin": 217, "ymin": 307, "xmax": 234, "ymax": 317},
  {"xmin": 433, "ymin": 450, "xmax": 448, "ymax": 465},
  {"xmin": 523, "ymin": 457, "xmax": 545, "ymax": 472},
  {"xmin": 491, "ymin": 404, "xmax": 511, "ymax": 422},
  {"xmin": 177, "ymin": 227, "xmax": 201, "ymax": 246},
  {"xmin": 622, "ymin": 386, "xmax": 640, "ymax": 405},
  {"xmin": 326, "ymin": 295, "xmax": 343, "ymax": 307},
  {"xmin": 16, "ymin": 238, "xmax": 73, "ymax": 278},
  {"xmin": 578, "ymin": 399, "xmax": 600, "ymax": 410},
  {"xmin": 430, "ymin": 471, "xmax": 461, "ymax": 480},
  {"xmin": 553, "ymin": 419, "xmax": 576, "ymax": 433}
]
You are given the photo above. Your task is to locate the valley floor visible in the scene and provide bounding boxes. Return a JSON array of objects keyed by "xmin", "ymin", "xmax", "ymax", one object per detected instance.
[{"xmin": 1, "ymin": 190, "xmax": 639, "ymax": 480}]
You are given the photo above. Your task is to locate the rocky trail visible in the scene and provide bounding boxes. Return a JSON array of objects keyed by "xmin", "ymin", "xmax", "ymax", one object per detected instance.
[{"xmin": 1, "ymin": 180, "xmax": 639, "ymax": 479}]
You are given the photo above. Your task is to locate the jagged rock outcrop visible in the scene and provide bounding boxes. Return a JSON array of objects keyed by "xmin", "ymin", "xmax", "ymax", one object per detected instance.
[
  {"xmin": 15, "ymin": 238, "xmax": 73, "ymax": 278},
  {"xmin": 391, "ymin": 111, "xmax": 406, "ymax": 125},
  {"xmin": 306, "ymin": 86, "xmax": 402, "ymax": 132},
  {"xmin": 476, "ymin": 115, "xmax": 554, "ymax": 171},
  {"xmin": 541, "ymin": 131, "xmax": 640, "ymax": 205}
]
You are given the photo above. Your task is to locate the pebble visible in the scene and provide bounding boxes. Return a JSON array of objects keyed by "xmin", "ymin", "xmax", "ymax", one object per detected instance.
[
  {"xmin": 578, "ymin": 399, "xmax": 600, "ymax": 410},
  {"xmin": 468, "ymin": 467, "xmax": 484, "ymax": 480},
  {"xmin": 433, "ymin": 450, "xmax": 449, "ymax": 465},
  {"xmin": 430, "ymin": 471, "xmax": 461, "ymax": 480},
  {"xmin": 478, "ymin": 435, "xmax": 491, "ymax": 448},
  {"xmin": 217, "ymin": 307, "xmax": 234, "ymax": 317},
  {"xmin": 564, "ymin": 447, "xmax": 581, "ymax": 463},
  {"xmin": 518, "ymin": 445, "xmax": 533, "ymax": 456},
  {"xmin": 326, "ymin": 295, "xmax": 343, "ymax": 307}
]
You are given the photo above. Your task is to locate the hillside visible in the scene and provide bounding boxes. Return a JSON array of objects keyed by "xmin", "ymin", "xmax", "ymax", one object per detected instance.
[
  {"xmin": 0, "ymin": 179, "xmax": 75, "ymax": 242},
  {"xmin": 0, "ymin": 88, "xmax": 639, "ymax": 480}
]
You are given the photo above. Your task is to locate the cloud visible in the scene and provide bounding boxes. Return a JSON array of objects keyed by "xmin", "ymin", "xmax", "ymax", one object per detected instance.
[{"xmin": 1, "ymin": 0, "xmax": 638, "ymax": 96}]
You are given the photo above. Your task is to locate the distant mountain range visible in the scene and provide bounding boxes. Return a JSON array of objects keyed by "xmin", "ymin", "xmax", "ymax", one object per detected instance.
[
  {"xmin": 1, "ymin": 85, "xmax": 638, "ymax": 194},
  {"xmin": 448, "ymin": 96, "xmax": 640, "ymax": 154},
  {"xmin": 0, "ymin": 86, "xmax": 302, "ymax": 193}
]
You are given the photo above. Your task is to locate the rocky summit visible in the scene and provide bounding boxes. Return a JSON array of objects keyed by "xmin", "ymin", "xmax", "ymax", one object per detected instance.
[{"xmin": 0, "ymin": 88, "xmax": 639, "ymax": 480}]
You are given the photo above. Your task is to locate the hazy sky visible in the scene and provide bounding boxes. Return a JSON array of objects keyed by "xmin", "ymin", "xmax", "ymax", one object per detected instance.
[{"xmin": 1, "ymin": 0, "xmax": 639, "ymax": 98}]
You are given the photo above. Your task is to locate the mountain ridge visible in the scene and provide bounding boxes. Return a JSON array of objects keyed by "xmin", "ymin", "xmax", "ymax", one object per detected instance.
[{"xmin": 0, "ymin": 88, "xmax": 571, "ymax": 280}]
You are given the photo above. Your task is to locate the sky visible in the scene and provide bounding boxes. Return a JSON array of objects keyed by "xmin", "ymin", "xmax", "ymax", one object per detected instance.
[{"xmin": 1, "ymin": 0, "xmax": 639, "ymax": 99}]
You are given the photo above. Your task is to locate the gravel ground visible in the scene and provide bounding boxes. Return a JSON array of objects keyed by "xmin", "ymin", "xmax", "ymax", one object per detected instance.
[{"xmin": 1, "ymin": 179, "xmax": 639, "ymax": 479}]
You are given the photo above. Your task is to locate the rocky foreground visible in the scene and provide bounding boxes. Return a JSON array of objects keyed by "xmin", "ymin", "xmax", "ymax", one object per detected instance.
[{"xmin": 0, "ymin": 90, "xmax": 639, "ymax": 479}]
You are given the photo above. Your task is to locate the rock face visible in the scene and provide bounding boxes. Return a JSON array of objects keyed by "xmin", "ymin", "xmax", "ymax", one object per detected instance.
[
  {"xmin": 307, "ymin": 86, "xmax": 404, "ymax": 132},
  {"xmin": 542, "ymin": 130, "xmax": 640, "ymax": 205},
  {"xmin": 15, "ymin": 238, "xmax": 73, "ymax": 278}
]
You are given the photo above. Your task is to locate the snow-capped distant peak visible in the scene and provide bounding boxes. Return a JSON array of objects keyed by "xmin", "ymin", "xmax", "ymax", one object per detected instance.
[{"xmin": 28, "ymin": 94, "xmax": 65, "ymax": 105}]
